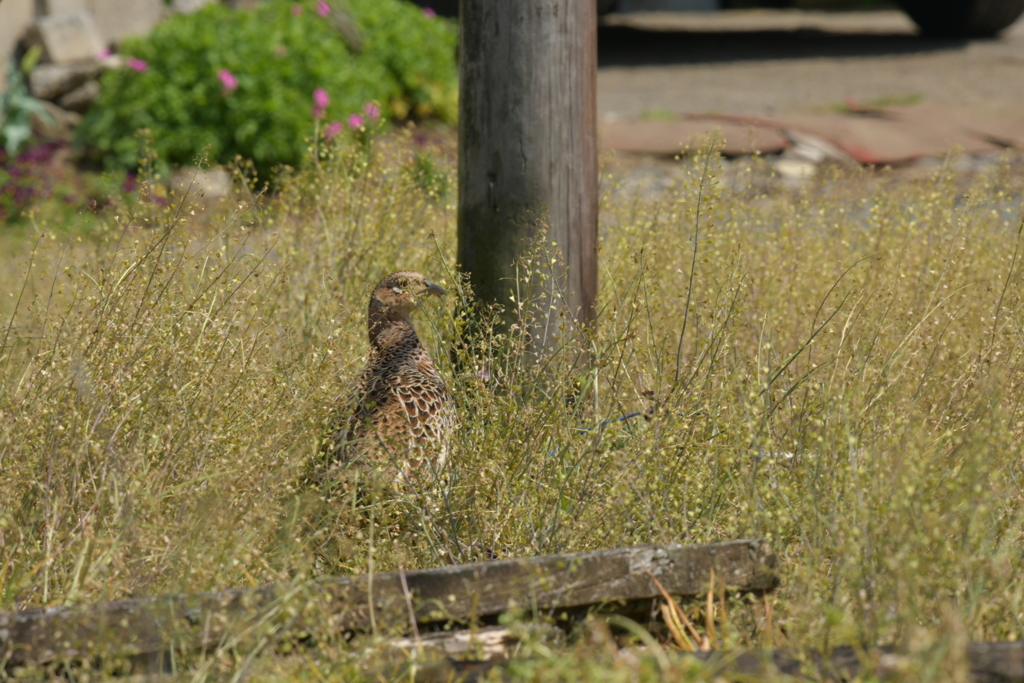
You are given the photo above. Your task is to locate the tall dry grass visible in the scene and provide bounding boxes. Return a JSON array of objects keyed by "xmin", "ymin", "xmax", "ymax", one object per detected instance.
[{"xmin": 3, "ymin": 136, "xmax": 1024, "ymax": 679}]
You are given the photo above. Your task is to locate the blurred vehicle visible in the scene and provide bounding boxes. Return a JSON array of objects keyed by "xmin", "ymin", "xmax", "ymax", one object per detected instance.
[
  {"xmin": 894, "ymin": 0, "xmax": 1024, "ymax": 35},
  {"xmin": 416, "ymin": 0, "xmax": 1024, "ymax": 37},
  {"xmin": 602, "ymin": 0, "xmax": 1024, "ymax": 35}
]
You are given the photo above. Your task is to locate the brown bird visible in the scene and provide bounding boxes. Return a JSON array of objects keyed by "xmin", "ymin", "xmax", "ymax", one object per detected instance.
[{"xmin": 325, "ymin": 271, "xmax": 456, "ymax": 486}]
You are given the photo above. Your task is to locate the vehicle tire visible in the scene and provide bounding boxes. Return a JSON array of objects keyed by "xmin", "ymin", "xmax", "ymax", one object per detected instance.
[{"xmin": 897, "ymin": 0, "xmax": 1024, "ymax": 36}]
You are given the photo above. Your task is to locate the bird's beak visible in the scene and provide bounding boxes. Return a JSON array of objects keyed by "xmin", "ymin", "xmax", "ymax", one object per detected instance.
[{"xmin": 423, "ymin": 280, "xmax": 447, "ymax": 297}]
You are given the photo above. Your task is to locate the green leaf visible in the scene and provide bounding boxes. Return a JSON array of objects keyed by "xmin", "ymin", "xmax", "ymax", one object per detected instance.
[
  {"xmin": 3, "ymin": 121, "xmax": 32, "ymax": 156},
  {"xmin": 0, "ymin": 56, "xmax": 53, "ymax": 155},
  {"xmin": 19, "ymin": 45, "xmax": 43, "ymax": 75}
]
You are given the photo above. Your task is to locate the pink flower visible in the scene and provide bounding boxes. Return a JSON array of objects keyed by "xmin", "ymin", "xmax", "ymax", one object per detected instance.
[
  {"xmin": 362, "ymin": 101, "xmax": 381, "ymax": 122},
  {"xmin": 312, "ymin": 87, "xmax": 330, "ymax": 118},
  {"xmin": 217, "ymin": 69, "xmax": 238, "ymax": 93},
  {"xmin": 316, "ymin": 0, "xmax": 330, "ymax": 17},
  {"xmin": 324, "ymin": 120, "xmax": 343, "ymax": 140},
  {"xmin": 96, "ymin": 48, "xmax": 112, "ymax": 59},
  {"xmin": 313, "ymin": 88, "xmax": 330, "ymax": 110},
  {"xmin": 347, "ymin": 114, "xmax": 364, "ymax": 129},
  {"xmin": 291, "ymin": 4, "xmax": 302, "ymax": 14},
  {"xmin": 423, "ymin": 7, "xmax": 436, "ymax": 17},
  {"xmin": 125, "ymin": 57, "xmax": 148, "ymax": 72}
]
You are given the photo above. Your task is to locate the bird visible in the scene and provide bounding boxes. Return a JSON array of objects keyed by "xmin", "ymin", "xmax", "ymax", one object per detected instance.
[{"xmin": 322, "ymin": 270, "xmax": 456, "ymax": 489}]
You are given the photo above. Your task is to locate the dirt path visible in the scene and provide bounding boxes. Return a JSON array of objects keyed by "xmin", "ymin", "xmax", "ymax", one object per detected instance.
[{"xmin": 597, "ymin": 10, "xmax": 1024, "ymax": 120}]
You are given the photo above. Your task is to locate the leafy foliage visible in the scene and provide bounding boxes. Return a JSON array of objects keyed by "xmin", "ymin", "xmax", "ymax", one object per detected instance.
[
  {"xmin": 0, "ymin": 51, "xmax": 53, "ymax": 157},
  {"xmin": 75, "ymin": 0, "xmax": 456, "ymax": 179}
]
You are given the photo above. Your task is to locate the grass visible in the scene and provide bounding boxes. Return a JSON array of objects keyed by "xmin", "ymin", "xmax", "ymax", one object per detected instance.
[{"xmin": 2, "ymin": 134, "xmax": 1024, "ymax": 681}]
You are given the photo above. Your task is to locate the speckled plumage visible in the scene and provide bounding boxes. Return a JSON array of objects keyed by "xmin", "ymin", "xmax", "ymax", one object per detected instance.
[{"xmin": 326, "ymin": 271, "xmax": 455, "ymax": 480}]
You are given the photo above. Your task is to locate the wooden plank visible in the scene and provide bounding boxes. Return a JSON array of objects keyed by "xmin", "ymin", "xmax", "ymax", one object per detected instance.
[
  {"xmin": 967, "ymin": 642, "xmax": 1024, "ymax": 683},
  {"xmin": 0, "ymin": 540, "xmax": 776, "ymax": 668},
  {"xmin": 693, "ymin": 643, "xmax": 1024, "ymax": 682},
  {"xmin": 599, "ymin": 119, "xmax": 790, "ymax": 157},
  {"xmin": 380, "ymin": 642, "xmax": 1024, "ymax": 683}
]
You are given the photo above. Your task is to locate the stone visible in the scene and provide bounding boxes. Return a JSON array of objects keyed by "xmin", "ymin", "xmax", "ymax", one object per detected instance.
[
  {"xmin": 87, "ymin": 0, "xmax": 165, "ymax": 43},
  {"xmin": 0, "ymin": 0, "xmax": 36, "ymax": 94},
  {"xmin": 45, "ymin": 0, "xmax": 88, "ymax": 13},
  {"xmin": 171, "ymin": 0, "xmax": 217, "ymax": 13},
  {"xmin": 29, "ymin": 60, "xmax": 102, "ymax": 100},
  {"xmin": 785, "ymin": 129, "xmax": 856, "ymax": 165},
  {"xmin": 774, "ymin": 158, "xmax": 817, "ymax": 181},
  {"xmin": 172, "ymin": 167, "xmax": 233, "ymax": 206},
  {"xmin": 30, "ymin": 11, "xmax": 106, "ymax": 65},
  {"xmin": 36, "ymin": 100, "xmax": 83, "ymax": 134},
  {"xmin": 57, "ymin": 78, "xmax": 100, "ymax": 112}
]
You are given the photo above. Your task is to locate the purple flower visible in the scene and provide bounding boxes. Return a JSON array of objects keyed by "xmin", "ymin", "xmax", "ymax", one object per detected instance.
[
  {"xmin": 423, "ymin": 6, "xmax": 436, "ymax": 17},
  {"xmin": 96, "ymin": 48, "xmax": 112, "ymax": 59},
  {"xmin": 324, "ymin": 120, "xmax": 343, "ymax": 140},
  {"xmin": 218, "ymin": 69, "xmax": 238, "ymax": 93},
  {"xmin": 291, "ymin": 3, "xmax": 302, "ymax": 14},
  {"xmin": 312, "ymin": 87, "xmax": 330, "ymax": 118},
  {"xmin": 347, "ymin": 114, "xmax": 364, "ymax": 129},
  {"xmin": 363, "ymin": 101, "xmax": 381, "ymax": 122},
  {"xmin": 125, "ymin": 57, "xmax": 148, "ymax": 72},
  {"xmin": 316, "ymin": 0, "xmax": 330, "ymax": 17}
]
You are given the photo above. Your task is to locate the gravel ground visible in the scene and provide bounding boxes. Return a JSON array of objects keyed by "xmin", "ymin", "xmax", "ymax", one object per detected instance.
[{"xmin": 597, "ymin": 9, "xmax": 1024, "ymax": 119}]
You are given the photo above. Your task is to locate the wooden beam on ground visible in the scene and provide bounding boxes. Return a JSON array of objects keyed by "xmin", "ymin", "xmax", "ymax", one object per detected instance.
[
  {"xmin": 688, "ymin": 643, "xmax": 1024, "ymax": 683},
  {"xmin": 376, "ymin": 640, "xmax": 1024, "ymax": 683},
  {"xmin": 0, "ymin": 540, "xmax": 777, "ymax": 669}
]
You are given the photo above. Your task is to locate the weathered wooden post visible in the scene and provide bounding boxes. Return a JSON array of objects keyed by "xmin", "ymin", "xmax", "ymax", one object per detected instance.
[{"xmin": 457, "ymin": 0, "xmax": 598, "ymax": 350}]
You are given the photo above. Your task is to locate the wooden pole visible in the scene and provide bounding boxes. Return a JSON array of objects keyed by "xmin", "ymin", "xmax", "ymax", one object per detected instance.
[{"xmin": 457, "ymin": 0, "xmax": 598, "ymax": 349}]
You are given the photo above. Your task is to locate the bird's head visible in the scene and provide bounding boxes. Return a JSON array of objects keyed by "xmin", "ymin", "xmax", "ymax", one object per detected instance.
[{"xmin": 368, "ymin": 270, "xmax": 446, "ymax": 340}]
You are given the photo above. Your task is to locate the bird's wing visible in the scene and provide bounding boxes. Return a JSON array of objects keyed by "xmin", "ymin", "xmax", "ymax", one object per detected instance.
[
  {"xmin": 393, "ymin": 347, "xmax": 453, "ymax": 443},
  {"xmin": 350, "ymin": 355, "xmax": 396, "ymax": 431},
  {"xmin": 324, "ymin": 351, "xmax": 396, "ymax": 464}
]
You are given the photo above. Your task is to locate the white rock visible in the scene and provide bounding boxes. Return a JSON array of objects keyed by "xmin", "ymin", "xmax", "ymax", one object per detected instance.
[
  {"xmin": 29, "ymin": 60, "xmax": 102, "ymax": 100},
  {"xmin": 37, "ymin": 100, "xmax": 83, "ymax": 133},
  {"xmin": 172, "ymin": 167, "xmax": 233, "ymax": 206},
  {"xmin": 58, "ymin": 79, "xmax": 101, "ymax": 112},
  {"xmin": 172, "ymin": 0, "xmax": 217, "ymax": 13},
  {"xmin": 774, "ymin": 158, "xmax": 817, "ymax": 181},
  {"xmin": 0, "ymin": 0, "xmax": 36, "ymax": 95},
  {"xmin": 88, "ymin": 0, "xmax": 166, "ymax": 43},
  {"xmin": 29, "ymin": 12, "xmax": 105, "ymax": 65}
]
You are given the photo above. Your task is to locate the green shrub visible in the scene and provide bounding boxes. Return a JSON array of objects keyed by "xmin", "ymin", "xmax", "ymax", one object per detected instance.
[{"xmin": 75, "ymin": 0, "xmax": 457, "ymax": 179}]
